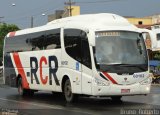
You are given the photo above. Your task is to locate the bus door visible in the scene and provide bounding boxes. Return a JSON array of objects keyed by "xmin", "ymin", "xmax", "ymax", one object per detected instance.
[
  {"xmin": 63, "ymin": 29, "xmax": 83, "ymax": 93},
  {"xmin": 81, "ymin": 65, "xmax": 92, "ymax": 95},
  {"xmin": 81, "ymin": 33, "xmax": 92, "ymax": 95},
  {"xmin": 63, "ymin": 29, "xmax": 92, "ymax": 94}
]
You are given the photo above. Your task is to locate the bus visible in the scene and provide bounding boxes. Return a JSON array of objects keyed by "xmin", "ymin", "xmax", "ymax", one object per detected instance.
[{"xmin": 3, "ymin": 13, "xmax": 152, "ymax": 102}]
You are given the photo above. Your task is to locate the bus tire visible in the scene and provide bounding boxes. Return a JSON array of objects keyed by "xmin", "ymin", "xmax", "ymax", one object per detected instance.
[
  {"xmin": 17, "ymin": 78, "xmax": 26, "ymax": 96},
  {"xmin": 64, "ymin": 79, "xmax": 78, "ymax": 103},
  {"xmin": 17, "ymin": 78, "xmax": 34, "ymax": 96}
]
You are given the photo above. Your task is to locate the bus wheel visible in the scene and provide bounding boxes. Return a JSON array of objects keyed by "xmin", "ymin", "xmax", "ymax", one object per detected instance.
[
  {"xmin": 111, "ymin": 96, "xmax": 122, "ymax": 102},
  {"xmin": 17, "ymin": 78, "xmax": 25, "ymax": 96},
  {"xmin": 17, "ymin": 78, "xmax": 31, "ymax": 96},
  {"xmin": 64, "ymin": 79, "xmax": 78, "ymax": 103}
]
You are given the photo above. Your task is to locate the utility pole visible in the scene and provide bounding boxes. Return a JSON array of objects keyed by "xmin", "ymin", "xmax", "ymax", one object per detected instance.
[{"xmin": 65, "ymin": 0, "xmax": 75, "ymax": 16}]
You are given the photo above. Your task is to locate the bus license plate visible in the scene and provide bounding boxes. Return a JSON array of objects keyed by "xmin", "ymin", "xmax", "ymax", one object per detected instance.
[{"xmin": 121, "ymin": 89, "xmax": 130, "ymax": 93}]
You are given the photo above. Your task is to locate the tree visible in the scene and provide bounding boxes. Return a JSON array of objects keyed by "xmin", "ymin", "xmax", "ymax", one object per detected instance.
[
  {"xmin": 0, "ymin": 23, "xmax": 20, "ymax": 58},
  {"xmin": 153, "ymin": 51, "xmax": 160, "ymax": 60}
]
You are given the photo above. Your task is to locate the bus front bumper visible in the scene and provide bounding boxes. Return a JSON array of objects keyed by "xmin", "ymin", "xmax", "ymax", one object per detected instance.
[{"xmin": 92, "ymin": 83, "xmax": 151, "ymax": 96}]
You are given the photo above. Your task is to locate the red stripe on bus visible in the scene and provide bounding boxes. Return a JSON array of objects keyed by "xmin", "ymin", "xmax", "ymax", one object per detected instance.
[
  {"xmin": 13, "ymin": 53, "xmax": 29, "ymax": 89},
  {"xmin": 9, "ymin": 32, "xmax": 16, "ymax": 37},
  {"xmin": 102, "ymin": 72, "xmax": 118, "ymax": 84}
]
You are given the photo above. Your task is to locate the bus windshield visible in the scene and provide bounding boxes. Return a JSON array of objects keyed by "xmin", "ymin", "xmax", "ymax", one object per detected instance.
[{"xmin": 95, "ymin": 31, "xmax": 148, "ymax": 73}]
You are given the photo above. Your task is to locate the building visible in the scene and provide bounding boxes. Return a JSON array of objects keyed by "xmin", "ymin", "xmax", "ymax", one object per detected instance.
[
  {"xmin": 48, "ymin": 6, "xmax": 80, "ymax": 22},
  {"xmin": 48, "ymin": 10, "xmax": 65, "ymax": 22},
  {"xmin": 126, "ymin": 14, "xmax": 160, "ymax": 29},
  {"xmin": 145, "ymin": 14, "xmax": 160, "ymax": 25},
  {"xmin": 48, "ymin": 5, "xmax": 160, "ymax": 29},
  {"xmin": 126, "ymin": 17, "xmax": 152, "ymax": 29}
]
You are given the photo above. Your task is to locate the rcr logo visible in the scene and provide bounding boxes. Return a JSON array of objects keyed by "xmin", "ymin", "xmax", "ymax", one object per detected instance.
[
  {"xmin": 30, "ymin": 55, "xmax": 60, "ymax": 86},
  {"xmin": 133, "ymin": 74, "xmax": 144, "ymax": 78}
]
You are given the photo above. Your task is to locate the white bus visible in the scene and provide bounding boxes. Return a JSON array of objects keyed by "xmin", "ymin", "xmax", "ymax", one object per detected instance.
[{"xmin": 3, "ymin": 13, "xmax": 152, "ymax": 102}]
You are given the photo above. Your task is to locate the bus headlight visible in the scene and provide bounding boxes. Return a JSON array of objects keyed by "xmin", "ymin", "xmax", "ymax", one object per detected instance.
[
  {"xmin": 140, "ymin": 77, "xmax": 152, "ymax": 85},
  {"xmin": 95, "ymin": 78, "xmax": 110, "ymax": 86}
]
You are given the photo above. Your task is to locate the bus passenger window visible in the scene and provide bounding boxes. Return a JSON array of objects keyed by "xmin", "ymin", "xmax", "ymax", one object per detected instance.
[
  {"xmin": 45, "ymin": 29, "xmax": 61, "ymax": 50},
  {"xmin": 26, "ymin": 32, "xmax": 46, "ymax": 51}
]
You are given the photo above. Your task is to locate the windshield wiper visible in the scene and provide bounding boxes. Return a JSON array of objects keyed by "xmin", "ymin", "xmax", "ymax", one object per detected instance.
[
  {"xmin": 108, "ymin": 64, "xmax": 147, "ymax": 71},
  {"xmin": 107, "ymin": 64, "xmax": 132, "ymax": 66},
  {"xmin": 135, "ymin": 64, "xmax": 147, "ymax": 71}
]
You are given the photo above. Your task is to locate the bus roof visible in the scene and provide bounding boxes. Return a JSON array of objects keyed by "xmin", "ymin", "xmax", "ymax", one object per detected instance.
[
  {"xmin": 6, "ymin": 13, "xmax": 138, "ymax": 37},
  {"xmin": 47, "ymin": 13, "xmax": 137, "ymax": 30}
]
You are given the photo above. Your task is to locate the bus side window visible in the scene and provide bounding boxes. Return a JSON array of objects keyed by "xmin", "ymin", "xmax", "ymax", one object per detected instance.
[
  {"xmin": 5, "ymin": 35, "xmax": 30, "ymax": 53},
  {"xmin": 26, "ymin": 32, "xmax": 46, "ymax": 51},
  {"xmin": 64, "ymin": 29, "xmax": 82, "ymax": 63},
  {"xmin": 64, "ymin": 29, "xmax": 92, "ymax": 69},
  {"xmin": 44, "ymin": 29, "xmax": 61, "ymax": 50}
]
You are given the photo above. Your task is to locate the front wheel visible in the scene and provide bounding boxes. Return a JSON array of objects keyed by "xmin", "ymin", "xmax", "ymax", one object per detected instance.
[{"xmin": 64, "ymin": 79, "xmax": 78, "ymax": 103}]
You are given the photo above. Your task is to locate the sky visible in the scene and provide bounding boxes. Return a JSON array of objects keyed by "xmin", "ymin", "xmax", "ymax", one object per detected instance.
[{"xmin": 0, "ymin": 0, "xmax": 160, "ymax": 29}]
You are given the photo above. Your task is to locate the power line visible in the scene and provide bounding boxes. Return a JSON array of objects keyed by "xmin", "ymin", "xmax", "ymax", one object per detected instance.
[
  {"xmin": 76, "ymin": 0, "xmax": 128, "ymax": 4},
  {"xmin": 3, "ymin": 0, "xmax": 131, "ymax": 27},
  {"xmin": 4, "ymin": 0, "xmax": 127, "ymax": 22},
  {"xmin": 5, "ymin": 3, "xmax": 63, "ymax": 22},
  {"xmin": 5, "ymin": 1, "xmax": 61, "ymax": 18},
  {"xmin": 4, "ymin": 1, "xmax": 64, "ymax": 23}
]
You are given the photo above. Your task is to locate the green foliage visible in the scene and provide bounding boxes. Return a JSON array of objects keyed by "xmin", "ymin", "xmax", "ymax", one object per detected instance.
[
  {"xmin": 157, "ymin": 65, "xmax": 160, "ymax": 69},
  {"xmin": 153, "ymin": 51, "xmax": 160, "ymax": 60},
  {"xmin": 0, "ymin": 23, "xmax": 20, "ymax": 58}
]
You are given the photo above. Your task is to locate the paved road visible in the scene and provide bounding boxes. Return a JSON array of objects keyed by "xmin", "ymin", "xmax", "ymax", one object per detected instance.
[{"xmin": 0, "ymin": 84, "xmax": 160, "ymax": 115}]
